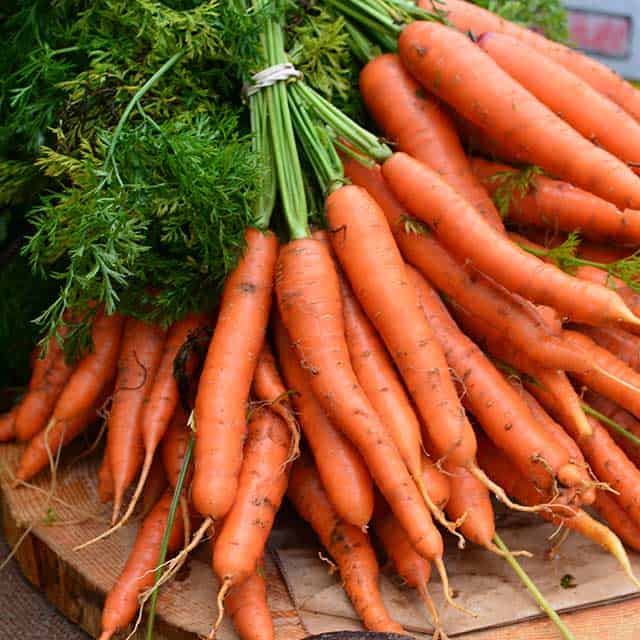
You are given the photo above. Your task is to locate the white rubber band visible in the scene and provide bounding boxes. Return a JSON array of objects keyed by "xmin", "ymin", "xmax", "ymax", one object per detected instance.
[{"xmin": 243, "ymin": 62, "xmax": 302, "ymax": 97}]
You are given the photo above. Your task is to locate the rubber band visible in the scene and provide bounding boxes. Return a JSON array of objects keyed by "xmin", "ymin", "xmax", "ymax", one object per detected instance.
[{"xmin": 243, "ymin": 62, "xmax": 302, "ymax": 97}]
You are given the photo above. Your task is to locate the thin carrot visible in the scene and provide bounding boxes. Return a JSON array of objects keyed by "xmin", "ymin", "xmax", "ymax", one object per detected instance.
[
  {"xmin": 98, "ymin": 490, "xmax": 186, "ymax": 640},
  {"xmin": 193, "ymin": 228, "xmax": 278, "ymax": 525},
  {"xmin": 594, "ymin": 491, "xmax": 640, "ymax": 553},
  {"xmin": 272, "ymin": 312, "xmax": 374, "ymax": 529},
  {"xmin": 471, "ymin": 157, "xmax": 640, "ymax": 245},
  {"xmin": 399, "ymin": 22, "xmax": 640, "ymax": 209},
  {"xmin": 139, "ymin": 454, "xmax": 168, "ymax": 519},
  {"xmin": 211, "ymin": 407, "xmax": 290, "ymax": 632},
  {"xmin": 15, "ymin": 332, "xmax": 75, "ymax": 441},
  {"xmin": 579, "ymin": 326, "xmax": 640, "ymax": 373},
  {"xmin": 160, "ymin": 406, "xmax": 191, "ymax": 489},
  {"xmin": 0, "ymin": 407, "xmax": 16, "ymax": 442},
  {"xmin": 107, "ymin": 317, "xmax": 166, "ymax": 522},
  {"xmin": 478, "ymin": 32, "xmax": 640, "ymax": 168},
  {"xmin": 420, "ymin": 0, "xmax": 640, "ymax": 123},
  {"xmin": 342, "ymin": 155, "xmax": 596, "ymax": 373},
  {"xmin": 421, "ymin": 455, "xmax": 451, "ymax": 511},
  {"xmin": 372, "ymin": 501, "xmax": 443, "ymax": 636},
  {"xmin": 276, "ymin": 235, "xmax": 444, "ymax": 564},
  {"xmin": 98, "ymin": 447, "xmax": 114, "ymax": 504},
  {"xmin": 382, "ymin": 151, "xmax": 639, "ymax": 326},
  {"xmin": 14, "ymin": 310, "xmax": 123, "ymax": 484},
  {"xmin": 252, "ymin": 341, "xmax": 300, "ymax": 461},
  {"xmin": 476, "ymin": 432, "xmax": 640, "ymax": 587},
  {"xmin": 225, "ymin": 562, "xmax": 274, "ymax": 640},
  {"xmin": 408, "ymin": 265, "xmax": 590, "ymax": 500},
  {"xmin": 359, "ymin": 53, "xmax": 503, "ymax": 230},
  {"xmin": 288, "ymin": 455, "xmax": 405, "ymax": 634}
]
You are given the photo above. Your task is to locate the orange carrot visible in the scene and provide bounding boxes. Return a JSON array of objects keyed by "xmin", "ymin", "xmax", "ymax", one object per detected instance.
[
  {"xmin": 477, "ymin": 32, "xmax": 640, "ymax": 167},
  {"xmin": 0, "ymin": 407, "xmax": 16, "ymax": 442},
  {"xmin": 193, "ymin": 228, "xmax": 278, "ymax": 524},
  {"xmin": 408, "ymin": 265, "xmax": 589, "ymax": 498},
  {"xmin": 383, "ymin": 151, "xmax": 639, "ymax": 326},
  {"xmin": 98, "ymin": 447, "xmax": 114, "ymax": 504},
  {"xmin": 594, "ymin": 491, "xmax": 640, "ymax": 552},
  {"xmin": 98, "ymin": 491, "xmax": 186, "ymax": 640},
  {"xmin": 288, "ymin": 455, "xmax": 404, "ymax": 634},
  {"xmin": 326, "ymin": 185, "xmax": 476, "ymax": 471},
  {"xmin": 212, "ymin": 407, "xmax": 290, "ymax": 615},
  {"xmin": 426, "ymin": 0, "xmax": 640, "ymax": 123},
  {"xmin": 398, "ymin": 22, "xmax": 640, "ymax": 209},
  {"xmin": 276, "ymin": 235, "xmax": 443, "ymax": 562},
  {"xmin": 421, "ymin": 456, "xmax": 451, "ymax": 510},
  {"xmin": 15, "ymin": 333, "xmax": 75, "ymax": 441},
  {"xmin": 471, "ymin": 157, "xmax": 640, "ymax": 245},
  {"xmin": 107, "ymin": 318, "xmax": 166, "ymax": 521},
  {"xmin": 15, "ymin": 311, "xmax": 123, "ymax": 483},
  {"xmin": 359, "ymin": 53, "xmax": 503, "ymax": 230},
  {"xmin": 160, "ymin": 406, "xmax": 191, "ymax": 489},
  {"xmin": 273, "ymin": 313, "xmax": 374, "ymax": 529},
  {"xmin": 579, "ymin": 326, "xmax": 640, "ymax": 373},
  {"xmin": 226, "ymin": 562, "xmax": 273, "ymax": 640}
]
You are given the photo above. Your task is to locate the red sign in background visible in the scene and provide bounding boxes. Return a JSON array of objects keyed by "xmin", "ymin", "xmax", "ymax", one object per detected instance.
[{"xmin": 568, "ymin": 10, "xmax": 631, "ymax": 58}]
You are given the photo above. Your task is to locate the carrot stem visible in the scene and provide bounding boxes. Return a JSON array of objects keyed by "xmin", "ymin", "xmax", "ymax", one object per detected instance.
[
  {"xmin": 582, "ymin": 403, "xmax": 640, "ymax": 448},
  {"xmin": 493, "ymin": 533, "xmax": 576, "ymax": 640},
  {"xmin": 144, "ymin": 432, "xmax": 194, "ymax": 640}
]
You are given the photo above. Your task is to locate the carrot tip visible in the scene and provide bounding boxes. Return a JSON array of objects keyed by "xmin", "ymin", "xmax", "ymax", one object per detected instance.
[
  {"xmin": 434, "ymin": 557, "xmax": 475, "ymax": 618},
  {"xmin": 486, "ymin": 541, "xmax": 533, "ymax": 559},
  {"xmin": 209, "ymin": 579, "xmax": 231, "ymax": 639},
  {"xmin": 98, "ymin": 631, "xmax": 114, "ymax": 640}
]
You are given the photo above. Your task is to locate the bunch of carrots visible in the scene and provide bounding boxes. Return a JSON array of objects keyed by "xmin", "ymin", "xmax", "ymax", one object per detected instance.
[{"xmin": 8, "ymin": 1, "xmax": 640, "ymax": 640}]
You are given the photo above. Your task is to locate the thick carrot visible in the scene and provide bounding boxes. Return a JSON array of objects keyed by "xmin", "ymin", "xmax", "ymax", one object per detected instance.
[
  {"xmin": 326, "ymin": 185, "xmax": 476, "ymax": 470},
  {"xmin": 342, "ymin": 155, "xmax": 596, "ymax": 373},
  {"xmin": 273, "ymin": 314, "xmax": 374, "ymax": 529},
  {"xmin": 594, "ymin": 491, "xmax": 640, "ymax": 552},
  {"xmin": 584, "ymin": 392, "xmax": 640, "ymax": 469},
  {"xmin": 579, "ymin": 326, "xmax": 640, "ymax": 373},
  {"xmin": 98, "ymin": 447, "xmax": 114, "ymax": 504},
  {"xmin": 252, "ymin": 341, "xmax": 299, "ymax": 460},
  {"xmin": 107, "ymin": 318, "xmax": 166, "ymax": 521},
  {"xmin": 478, "ymin": 32, "xmax": 640, "ymax": 168},
  {"xmin": 288, "ymin": 456, "xmax": 404, "ymax": 634},
  {"xmin": 226, "ymin": 563, "xmax": 273, "ymax": 640},
  {"xmin": 160, "ymin": 406, "xmax": 191, "ymax": 489},
  {"xmin": 398, "ymin": 22, "xmax": 640, "ymax": 210},
  {"xmin": 372, "ymin": 503, "xmax": 441, "ymax": 632},
  {"xmin": 359, "ymin": 53, "xmax": 503, "ymax": 230},
  {"xmin": 212, "ymin": 407, "xmax": 290, "ymax": 611},
  {"xmin": 193, "ymin": 228, "xmax": 278, "ymax": 524},
  {"xmin": 383, "ymin": 152, "xmax": 639, "ymax": 326},
  {"xmin": 563, "ymin": 329, "xmax": 640, "ymax": 420},
  {"xmin": 15, "ymin": 333, "xmax": 75, "ymax": 441},
  {"xmin": 98, "ymin": 491, "xmax": 186, "ymax": 640},
  {"xmin": 471, "ymin": 157, "xmax": 640, "ymax": 245},
  {"xmin": 276, "ymin": 236, "xmax": 443, "ymax": 561},
  {"xmin": 0, "ymin": 407, "xmax": 16, "ymax": 442},
  {"xmin": 410, "ymin": 264, "xmax": 590, "ymax": 499},
  {"xmin": 420, "ymin": 0, "xmax": 640, "ymax": 123}
]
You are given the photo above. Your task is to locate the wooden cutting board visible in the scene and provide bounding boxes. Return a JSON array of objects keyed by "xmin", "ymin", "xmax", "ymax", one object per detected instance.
[{"xmin": 2, "ymin": 440, "xmax": 640, "ymax": 640}]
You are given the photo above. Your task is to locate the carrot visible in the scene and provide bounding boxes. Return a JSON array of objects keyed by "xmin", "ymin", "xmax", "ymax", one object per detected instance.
[
  {"xmin": 326, "ymin": 185, "xmax": 475, "ymax": 471},
  {"xmin": 193, "ymin": 228, "xmax": 278, "ymax": 525},
  {"xmin": 276, "ymin": 235, "xmax": 444, "ymax": 565},
  {"xmin": 382, "ymin": 151, "xmax": 639, "ymax": 326},
  {"xmin": 420, "ymin": 0, "xmax": 640, "ymax": 124},
  {"xmin": 583, "ymin": 392, "xmax": 640, "ymax": 469},
  {"xmin": 398, "ymin": 22, "xmax": 640, "ymax": 210},
  {"xmin": 139, "ymin": 453, "xmax": 168, "ymax": 518},
  {"xmin": 476, "ymin": 431, "xmax": 640, "ymax": 586},
  {"xmin": 107, "ymin": 317, "xmax": 166, "ymax": 522},
  {"xmin": 252, "ymin": 341, "xmax": 300, "ymax": 460},
  {"xmin": 15, "ymin": 333, "xmax": 76, "ymax": 441},
  {"xmin": 593, "ymin": 491, "xmax": 640, "ymax": 552},
  {"xmin": 160, "ymin": 406, "xmax": 191, "ymax": 489},
  {"xmin": 578, "ymin": 242, "xmax": 634, "ymax": 264},
  {"xmin": 225, "ymin": 562, "xmax": 273, "ymax": 640},
  {"xmin": 98, "ymin": 490, "xmax": 186, "ymax": 640},
  {"xmin": 288, "ymin": 455, "xmax": 404, "ymax": 634},
  {"xmin": 563, "ymin": 329, "xmax": 640, "ymax": 420},
  {"xmin": 421, "ymin": 455, "xmax": 451, "ymax": 511},
  {"xmin": 211, "ymin": 407, "xmax": 290, "ymax": 629},
  {"xmin": 359, "ymin": 53, "xmax": 503, "ymax": 230},
  {"xmin": 372, "ymin": 502, "xmax": 442, "ymax": 635},
  {"xmin": 471, "ymin": 157, "xmax": 640, "ymax": 245},
  {"xmin": 0, "ymin": 407, "xmax": 16, "ymax": 442},
  {"xmin": 98, "ymin": 447, "xmax": 114, "ymax": 504},
  {"xmin": 272, "ymin": 313, "xmax": 374, "ymax": 529},
  {"xmin": 342, "ymin": 155, "xmax": 597, "ymax": 374},
  {"xmin": 408, "ymin": 265, "xmax": 590, "ymax": 500},
  {"xmin": 15, "ymin": 380, "xmax": 114, "ymax": 484},
  {"xmin": 477, "ymin": 32, "xmax": 640, "ymax": 168},
  {"xmin": 579, "ymin": 326, "xmax": 640, "ymax": 373}
]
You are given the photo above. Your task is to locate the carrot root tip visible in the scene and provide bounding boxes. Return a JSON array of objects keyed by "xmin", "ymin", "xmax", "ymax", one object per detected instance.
[{"xmin": 210, "ymin": 578, "xmax": 231, "ymax": 639}]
